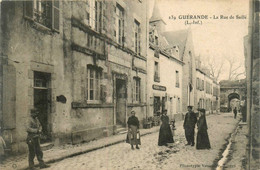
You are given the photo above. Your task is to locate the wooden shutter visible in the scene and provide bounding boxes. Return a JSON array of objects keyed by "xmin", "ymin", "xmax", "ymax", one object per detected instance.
[
  {"xmin": 102, "ymin": 1, "xmax": 107, "ymax": 33},
  {"xmin": 138, "ymin": 26, "xmax": 141, "ymax": 55},
  {"xmin": 52, "ymin": 0, "xmax": 60, "ymax": 31},
  {"xmin": 24, "ymin": 0, "xmax": 33, "ymax": 19},
  {"xmin": 45, "ymin": 1, "xmax": 52, "ymax": 28}
]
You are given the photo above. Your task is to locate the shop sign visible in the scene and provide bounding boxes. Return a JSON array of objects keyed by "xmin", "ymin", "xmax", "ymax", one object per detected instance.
[{"xmin": 152, "ymin": 84, "xmax": 166, "ymax": 91}]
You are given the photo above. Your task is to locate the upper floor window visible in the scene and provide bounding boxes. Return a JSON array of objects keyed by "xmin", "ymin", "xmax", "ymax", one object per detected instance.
[
  {"xmin": 196, "ymin": 78, "xmax": 199, "ymax": 90},
  {"xmin": 176, "ymin": 71, "xmax": 180, "ymax": 88},
  {"xmin": 133, "ymin": 77, "xmax": 141, "ymax": 102},
  {"xmin": 24, "ymin": 0, "xmax": 60, "ymax": 31},
  {"xmin": 134, "ymin": 19, "xmax": 141, "ymax": 55},
  {"xmin": 206, "ymin": 82, "xmax": 211, "ymax": 94},
  {"xmin": 86, "ymin": 65, "xmax": 102, "ymax": 102},
  {"xmin": 115, "ymin": 3, "xmax": 124, "ymax": 45},
  {"xmin": 154, "ymin": 61, "xmax": 160, "ymax": 82},
  {"xmin": 86, "ymin": 0, "xmax": 103, "ymax": 32}
]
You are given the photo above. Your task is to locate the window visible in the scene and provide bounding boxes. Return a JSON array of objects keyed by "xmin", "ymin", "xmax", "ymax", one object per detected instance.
[
  {"xmin": 206, "ymin": 82, "xmax": 211, "ymax": 94},
  {"xmin": 34, "ymin": 71, "xmax": 50, "ymax": 88},
  {"xmin": 24, "ymin": 0, "xmax": 60, "ymax": 31},
  {"xmin": 155, "ymin": 36, "xmax": 158, "ymax": 45},
  {"xmin": 134, "ymin": 19, "xmax": 141, "ymax": 55},
  {"xmin": 86, "ymin": 65, "xmax": 102, "ymax": 101},
  {"xmin": 133, "ymin": 77, "xmax": 141, "ymax": 102},
  {"xmin": 255, "ymin": 0, "xmax": 260, "ymax": 13},
  {"xmin": 213, "ymin": 86, "xmax": 218, "ymax": 96},
  {"xmin": 176, "ymin": 71, "xmax": 180, "ymax": 88},
  {"xmin": 196, "ymin": 78, "xmax": 199, "ymax": 90},
  {"xmin": 154, "ymin": 61, "xmax": 160, "ymax": 82},
  {"xmin": 86, "ymin": 0, "xmax": 103, "ymax": 32},
  {"xmin": 115, "ymin": 3, "xmax": 124, "ymax": 44}
]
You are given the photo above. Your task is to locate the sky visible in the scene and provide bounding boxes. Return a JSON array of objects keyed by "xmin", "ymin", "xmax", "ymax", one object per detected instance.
[{"xmin": 149, "ymin": 0, "xmax": 249, "ymax": 81}]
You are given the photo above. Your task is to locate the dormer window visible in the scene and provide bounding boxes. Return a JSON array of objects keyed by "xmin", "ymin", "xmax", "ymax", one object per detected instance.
[{"xmin": 155, "ymin": 36, "xmax": 158, "ymax": 45}]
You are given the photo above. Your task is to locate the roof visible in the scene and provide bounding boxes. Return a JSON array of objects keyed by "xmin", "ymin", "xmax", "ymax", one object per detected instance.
[
  {"xmin": 162, "ymin": 29, "xmax": 189, "ymax": 60},
  {"xmin": 150, "ymin": 0, "xmax": 165, "ymax": 24}
]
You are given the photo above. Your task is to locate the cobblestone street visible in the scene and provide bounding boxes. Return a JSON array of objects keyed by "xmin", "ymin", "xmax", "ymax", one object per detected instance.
[{"xmin": 37, "ymin": 112, "xmax": 239, "ymax": 170}]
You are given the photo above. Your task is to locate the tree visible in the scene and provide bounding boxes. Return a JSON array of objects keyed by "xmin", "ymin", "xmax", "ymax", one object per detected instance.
[
  {"xmin": 201, "ymin": 55, "xmax": 224, "ymax": 81},
  {"xmin": 226, "ymin": 56, "xmax": 246, "ymax": 80}
]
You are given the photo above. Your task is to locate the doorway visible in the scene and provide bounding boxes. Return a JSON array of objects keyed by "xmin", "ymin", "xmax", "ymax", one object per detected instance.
[
  {"xmin": 33, "ymin": 71, "xmax": 51, "ymax": 143},
  {"xmin": 161, "ymin": 97, "xmax": 166, "ymax": 113},
  {"xmin": 154, "ymin": 96, "xmax": 160, "ymax": 116},
  {"xmin": 115, "ymin": 78, "xmax": 126, "ymax": 126}
]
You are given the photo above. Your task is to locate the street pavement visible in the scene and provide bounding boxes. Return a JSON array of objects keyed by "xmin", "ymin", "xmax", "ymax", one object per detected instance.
[
  {"xmin": 0, "ymin": 112, "xmax": 242, "ymax": 170},
  {"xmin": 45, "ymin": 112, "xmax": 239, "ymax": 170}
]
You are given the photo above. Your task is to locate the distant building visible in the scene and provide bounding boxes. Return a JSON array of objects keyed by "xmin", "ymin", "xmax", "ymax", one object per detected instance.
[
  {"xmin": 147, "ymin": 5, "xmax": 184, "ymax": 121},
  {"xmin": 0, "ymin": 0, "xmax": 149, "ymax": 153},
  {"xmin": 162, "ymin": 29, "xmax": 197, "ymax": 112},
  {"xmin": 195, "ymin": 57, "xmax": 220, "ymax": 115}
]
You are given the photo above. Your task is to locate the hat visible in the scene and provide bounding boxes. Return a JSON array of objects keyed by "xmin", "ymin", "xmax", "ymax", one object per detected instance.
[
  {"xmin": 187, "ymin": 106, "xmax": 193, "ymax": 109},
  {"xmin": 131, "ymin": 110, "xmax": 136, "ymax": 114}
]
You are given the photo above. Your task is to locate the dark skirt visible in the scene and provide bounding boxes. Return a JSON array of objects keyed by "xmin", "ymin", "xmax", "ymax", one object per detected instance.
[
  {"xmin": 196, "ymin": 130, "xmax": 211, "ymax": 149},
  {"xmin": 158, "ymin": 124, "xmax": 174, "ymax": 146}
]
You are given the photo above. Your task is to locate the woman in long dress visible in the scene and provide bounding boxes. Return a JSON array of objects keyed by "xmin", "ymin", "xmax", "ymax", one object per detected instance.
[
  {"xmin": 127, "ymin": 110, "xmax": 140, "ymax": 150},
  {"xmin": 196, "ymin": 109, "xmax": 211, "ymax": 150},
  {"xmin": 158, "ymin": 109, "xmax": 174, "ymax": 146}
]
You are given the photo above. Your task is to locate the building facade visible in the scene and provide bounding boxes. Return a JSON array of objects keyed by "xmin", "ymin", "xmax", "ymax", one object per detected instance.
[
  {"xmin": 147, "ymin": 28, "xmax": 184, "ymax": 121},
  {"xmin": 195, "ymin": 67, "xmax": 220, "ymax": 115},
  {"xmin": 244, "ymin": 0, "xmax": 260, "ymax": 169},
  {"xmin": 163, "ymin": 29, "xmax": 197, "ymax": 112},
  {"xmin": 0, "ymin": 0, "xmax": 148, "ymax": 153},
  {"xmin": 147, "ymin": 2, "xmax": 184, "ymax": 121}
]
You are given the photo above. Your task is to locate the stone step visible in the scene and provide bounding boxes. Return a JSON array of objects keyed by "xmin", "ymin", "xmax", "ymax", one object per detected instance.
[
  {"xmin": 40, "ymin": 142, "xmax": 54, "ymax": 151},
  {"xmin": 117, "ymin": 126, "xmax": 127, "ymax": 134}
]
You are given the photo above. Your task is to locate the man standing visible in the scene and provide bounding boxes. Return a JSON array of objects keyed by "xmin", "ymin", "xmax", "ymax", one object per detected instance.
[
  {"xmin": 233, "ymin": 107, "xmax": 237, "ymax": 119},
  {"xmin": 27, "ymin": 109, "xmax": 50, "ymax": 170},
  {"xmin": 183, "ymin": 106, "xmax": 197, "ymax": 146}
]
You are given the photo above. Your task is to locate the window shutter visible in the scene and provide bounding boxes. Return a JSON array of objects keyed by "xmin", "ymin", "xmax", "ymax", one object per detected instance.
[
  {"xmin": 122, "ymin": 19, "xmax": 125, "ymax": 45},
  {"xmin": 138, "ymin": 27, "xmax": 141, "ymax": 55},
  {"xmin": 24, "ymin": 0, "xmax": 33, "ymax": 19},
  {"xmin": 45, "ymin": 1, "xmax": 52, "ymax": 28},
  {"xmin": 52, "ymin": 0, "xmax": 60, "ymax": 31}
]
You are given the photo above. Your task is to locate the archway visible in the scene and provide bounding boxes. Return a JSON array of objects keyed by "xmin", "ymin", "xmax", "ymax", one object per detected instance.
[{"xmin": 228, "ymin": 93, "xmax": 240, "ymax": 111}]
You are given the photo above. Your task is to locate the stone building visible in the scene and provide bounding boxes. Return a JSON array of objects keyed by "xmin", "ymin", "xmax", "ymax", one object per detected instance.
[
  {"xmin": 149, "ymin": 1, "xmax": 197, "ymax": 117},
  {"xmin": 244, "ymin": 0, "xmax": 260, "ymax": 169},
  {"xmin": 147, "ymin": 5, "xmax": 184, "ymax": 121},
  {"xmin": 162, "ymin": 29, "xmax": 197, "ymax": 112},
  {"xmin": 195, "ymin": 58, "xmax": 220, "ymax": 115},
  {"xmin": 0, "ymin": 0, "xmax": 148, "ymax": 153}
]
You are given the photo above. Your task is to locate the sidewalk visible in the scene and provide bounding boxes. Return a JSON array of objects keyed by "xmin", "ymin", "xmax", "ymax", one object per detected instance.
[
  {"xmin": 222, "ymin": 121, "xmax": 248, "ymax": 170},
  {"xmin": 0, "ymin": 124, "xmax": 161, "ymax": 170}
]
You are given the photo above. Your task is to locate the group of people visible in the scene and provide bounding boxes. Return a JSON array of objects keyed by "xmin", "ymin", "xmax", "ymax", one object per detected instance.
[
  {"xmin": 26, "ymin": 106, "xmax": 210, "ymax": 169},
  {"xmin": 126, "ymin": 106, "xmax": 211, "ymax": 150}
]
